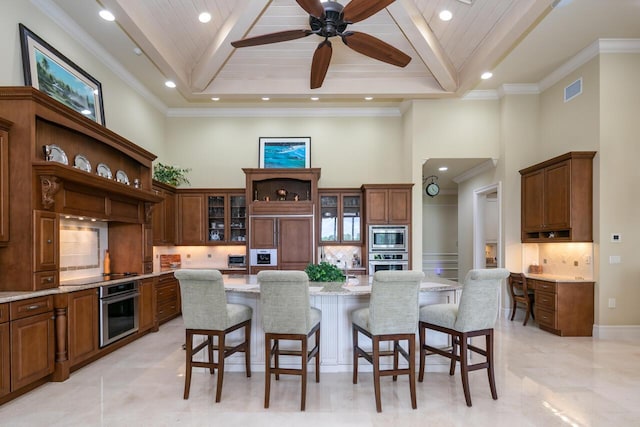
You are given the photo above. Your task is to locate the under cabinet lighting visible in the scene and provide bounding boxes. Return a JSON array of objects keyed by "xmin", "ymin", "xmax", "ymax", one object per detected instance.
[
  {"xmin": 310, "ymin": 97, "xmax": 319, "ymax": 101},
  {"xmin": 261, "ymin": 97, "xmax": 270, "ymax": 101},
  {"xmin": 211, "ymin": 97, "xmax": 220, "ymax": 101},
  {"xmin": 99, "ymin": 10, "xmax": 115, "ymax": 21},
  {"xmin": 364, "ymin": 97, "xmax": 373, "ymax": 101}
]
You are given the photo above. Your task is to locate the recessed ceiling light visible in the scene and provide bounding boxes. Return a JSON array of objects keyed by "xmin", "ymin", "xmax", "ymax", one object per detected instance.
[
  {"xmin": 133, "ymin": 47, "xmax": 142, "ymax": 56},
  {"xmin": 99, "ymin": 10, "xmax": 115, "ymax": 21},
  {"xmin": 481, "ymin": 71, "xmax": 493, "ymax": 80},
  {"xmin": 364, "ymin": 97, "xmax": 373, "ymax": 101},
  {"xmin": 198, "ymin": 12, "xmax": 211, "ymax": 23},
  {"xmin": 165, "ymin": 80, "xmax": 176, "ymax": 88},
  {"xmin": 211, "ymin": 97, "xmax": 220, "ymax": 101},
  {"xmin": 261, "ymin": 97, "xmax": 270, "ymax": 101},
  {"xmin": 310, "ymin": 97, "xmax": 319, "ymax": 101},
  {"xmin": 439, "ymin": 10, "xmax": 453, "ymax": 21},
  {"xmin": 438, "ymin": 166, "xmax": 449, "ymax": 172}
]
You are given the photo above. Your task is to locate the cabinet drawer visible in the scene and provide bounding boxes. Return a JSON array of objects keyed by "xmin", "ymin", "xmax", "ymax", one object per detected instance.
[
  {"xmin": 10, "ymin": 296, "xmax": 54, "ymax": 320},
  {"xmin": 533, "ymin": 280, "xmax": 556, "ymax": 294},
  {"xmin": 535, "ymin": 291, "xmax": 556, "ymax": 311},
  {"xmin": 157, "ymin": 284, "xmax": 177, "ymax": 302},
  {"xmin": 535, "ymin": 307, "xmax": 557, "ymax": 329},
  {"xmin": 0, "ymin": 303, "xmax": 8, "ymax": 323},
  {"xmin": 33, "ymin": 271, "xmax": 58, "ymax": 290},
  {"xmin": 157, "ymin": 301, "xmax": 179, "ymax": 322}
]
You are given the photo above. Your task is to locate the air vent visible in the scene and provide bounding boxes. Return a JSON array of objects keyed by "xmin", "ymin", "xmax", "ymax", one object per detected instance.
[{"xmin": 564, "ymin": 78, "xmax": 582, "ymax": 102}]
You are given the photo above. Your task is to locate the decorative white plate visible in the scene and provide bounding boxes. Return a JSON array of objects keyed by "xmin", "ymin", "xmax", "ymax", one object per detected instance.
[
  {"xmin": 96, "ymin": 163, "xmax": 112, "ymax": 179},
  {"xmin": 74, "ymin": 154, "xmax": 91, "ymax": 172},
  {"xmin": 115, "ymin": 170, "xmax": 130, "ymax": 185},
  {"xmin": 47, "ymin": 144, "xmax": 68, "ymax": 165}
]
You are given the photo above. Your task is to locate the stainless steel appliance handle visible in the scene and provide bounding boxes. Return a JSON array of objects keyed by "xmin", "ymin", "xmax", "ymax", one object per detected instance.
[{"xmin": 101, "ymin": 291, "xmax": 140, "ymax": 304}]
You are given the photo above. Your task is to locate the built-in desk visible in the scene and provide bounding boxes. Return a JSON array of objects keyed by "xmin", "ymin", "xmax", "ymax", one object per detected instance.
[{"xmin": 525, "ymin": 274, "xmax": 594, "ymax": 337}]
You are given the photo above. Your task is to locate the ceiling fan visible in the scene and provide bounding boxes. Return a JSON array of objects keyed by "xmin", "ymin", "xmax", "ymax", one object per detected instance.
[{"xmin": 230, "ymin": 0, "xmax": 411, "ymax": 89}]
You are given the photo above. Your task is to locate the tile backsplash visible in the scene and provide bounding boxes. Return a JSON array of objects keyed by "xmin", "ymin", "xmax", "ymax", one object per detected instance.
[
  {"xmin": 319, "ymin": 246, "xmax": 363, "ymax": 268},
  {"xmin": 59, "ymin": 218, "xmax": 109, "ymax": 281},
  {"xmin": 154, "ymin": 246, "xmax": 244, "ymax": 271},
  {"xmin": 522, "ymin": 242, "xmax": 593, "ymax": 279}
]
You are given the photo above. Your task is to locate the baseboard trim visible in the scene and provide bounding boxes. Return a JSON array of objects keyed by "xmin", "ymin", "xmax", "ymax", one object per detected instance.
[{"xmin": 593, "ymin": 324, "xmax": 640, "ymax": 340}]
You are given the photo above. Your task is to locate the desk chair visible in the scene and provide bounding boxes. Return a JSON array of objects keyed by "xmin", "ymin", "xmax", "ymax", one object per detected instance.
[
  {"xmin": 352, "ymin": 270, "xmax": 425, "ymax": 412},
  {"xmin": 508, "ymin": 272, "xmax": 535, "ymax": 325},
  {"xmin": 257, "ymin": 270, "xmax": 321, "ymax": 411},
  {"xmin": 418, "ymin": 268, "xmax": 509, "ymax": 407},
  {"xmin": 175, "ymin": 269, "xmax": 252, "ymax": 403}
]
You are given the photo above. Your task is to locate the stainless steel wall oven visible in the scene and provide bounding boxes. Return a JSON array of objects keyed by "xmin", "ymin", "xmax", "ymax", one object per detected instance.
[{"xmin": 99, "ymin": 281, "xmax": 139, "ymax": 347}]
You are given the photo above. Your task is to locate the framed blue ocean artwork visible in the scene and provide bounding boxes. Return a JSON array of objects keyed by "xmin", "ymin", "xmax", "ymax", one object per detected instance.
[{"xmin": 259, "ymin": 137, "xmax": 311, "ymax": 168}]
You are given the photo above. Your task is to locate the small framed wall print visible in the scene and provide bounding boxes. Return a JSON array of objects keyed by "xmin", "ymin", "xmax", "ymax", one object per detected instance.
[{"xmin": 259, "ymin": 137, "xmax": 311, "ymax": 168}]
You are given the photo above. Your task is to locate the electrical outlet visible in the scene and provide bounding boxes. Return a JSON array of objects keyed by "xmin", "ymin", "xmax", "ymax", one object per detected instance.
[
  {"xmin": 574, "ymin": 260, "xmax": 579, "ymax": 266},
  {"xmin": 584, "ymin": 255, "xmax": 591, "ymax": 265},
  {"xmin": 611, "ymin": 233, "xmax": 621, "ymax": 243},
  {"xmin": 608, "ymin": 298, "xmax": 616, "ymax": 309},
  {"xmin": 207, "ymin": 254, "xmax": 212, "ymax": 258},
  {"xmin": 186, "ymin": 254, "xmax": 191, "ymax": 258},
  {"xmin": 543, "ymin": 259, "xmax": 547, "ymax": 264}
]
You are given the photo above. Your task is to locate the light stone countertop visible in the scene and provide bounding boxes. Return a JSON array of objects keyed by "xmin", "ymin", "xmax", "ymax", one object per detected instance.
[
  {"xmin": 0, "ymin": 271, "xmax": 460, "ymax": 304},
  {"xmin": 524, "ymin": 273, "xmax": 595, "ymax": 283}
]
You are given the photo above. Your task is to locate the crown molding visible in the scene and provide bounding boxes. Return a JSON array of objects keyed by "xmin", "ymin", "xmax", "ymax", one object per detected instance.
[
  {"xmin": 166, "ymin": 107, "xmax": 402, "ymax": 118},
  {"xmin": 32, "ymin": 0, "xmax": 168, "ymax": 114},
  {"xmin": 462, "ymin": 90, "xmax": 499, "ymax": 100},
  {"xmin": 498, "ymin": 84, "xmax": 540, "ymax": 97},
  {"xmin": 452, "ymin": 159, "xmax": 498, "ymax": 184}
]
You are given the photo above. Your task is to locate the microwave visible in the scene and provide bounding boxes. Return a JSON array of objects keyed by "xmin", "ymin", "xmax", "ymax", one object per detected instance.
[
  {"xmin": 368, "ymin": 225, "xmax": 409, "ymax": 252},
  {"xmin": 249, "ymin": 248, "xmax": 277, "ymax": 266},
  {"xmin": 228, "ymin": 254, "xmax": 246, "ymax": 268}
]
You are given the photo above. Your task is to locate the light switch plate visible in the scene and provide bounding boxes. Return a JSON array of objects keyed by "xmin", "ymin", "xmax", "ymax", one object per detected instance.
[{"xmin": 609, "ymin": 255, "xmax": 621, "ymax": 264}]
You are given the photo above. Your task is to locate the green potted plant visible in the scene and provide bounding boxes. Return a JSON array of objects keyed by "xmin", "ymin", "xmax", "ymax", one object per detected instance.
[
  {"xmin": 305, "ymin": 262, "xmax": 345, "ymax": 282},
  {"xmin": 153, "ymin": 162, "xmax": 191, "ymax": 187}
]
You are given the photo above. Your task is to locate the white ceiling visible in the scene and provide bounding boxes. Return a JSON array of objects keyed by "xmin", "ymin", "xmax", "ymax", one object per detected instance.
[{"xmin": 40, "ymin": 0, "xmax": 640, "ymax": 191}]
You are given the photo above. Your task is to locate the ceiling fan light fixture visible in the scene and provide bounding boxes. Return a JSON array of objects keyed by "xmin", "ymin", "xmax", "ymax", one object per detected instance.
[{"xmin": 439, "ymin": 10, "xmax": 453, "ymax": 21}]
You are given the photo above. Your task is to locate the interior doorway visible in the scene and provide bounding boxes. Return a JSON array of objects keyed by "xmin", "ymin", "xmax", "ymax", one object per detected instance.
[{"xmin": 473, "ymin": 183, "xmax": 502, "ymax": 269}]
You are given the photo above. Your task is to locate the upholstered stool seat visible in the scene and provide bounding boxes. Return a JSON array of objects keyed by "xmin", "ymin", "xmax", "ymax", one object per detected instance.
[
  {"xmin": 352, "ymin": 270, "xmax": 425, "ymax": 412},
  {"xmin": 175, "ymin": 269, "xmax": 252, "ymax": 403},
  {"xmin": 258, "ymin": 270, "xmax": 321, "ymax": 411},
  {"xmin": 418, "ymin": 268, "xmax": 510, "ymax": 407}
]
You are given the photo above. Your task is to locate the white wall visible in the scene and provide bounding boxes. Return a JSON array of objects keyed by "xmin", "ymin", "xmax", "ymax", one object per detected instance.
[{"xmin": 0, "ymin": 0, "xmax": 165, "ymax": 157}]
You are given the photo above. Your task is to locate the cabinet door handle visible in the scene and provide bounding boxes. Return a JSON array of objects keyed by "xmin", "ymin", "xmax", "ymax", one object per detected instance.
[
  {"xmin": 27, "ymin": 304, "xmax": 42, "ymax": 310},
  {"xmin": 47, "ymin": 277, "xmax": 54, "ymax": 283}
]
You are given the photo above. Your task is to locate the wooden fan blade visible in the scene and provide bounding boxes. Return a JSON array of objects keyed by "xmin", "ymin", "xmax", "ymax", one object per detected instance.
[
  {"xmin": 296, "ymin": 0, "xmax": 325, "ymax": 18},
  {"xmin": 231, "ymin": 30, "xmax": 311, "ymax": 48},
  {"xmin": 343, "ymin": 0, "xmax": 395, "ymax": 23},
  {"xmin": 342, "ymin": 32, "xmax": 411, "ymax": 67},
  {"xmin": 310, "ymin": 40, "xmax": 332, "ymax": 89}
]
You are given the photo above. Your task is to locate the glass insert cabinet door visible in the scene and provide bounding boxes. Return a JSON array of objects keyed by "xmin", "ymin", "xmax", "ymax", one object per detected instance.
[
  {"xmin": 320, "ymin": 195, "xmax": 338, "ymax": 242},
  {"xmin": 342, "ymin": 195, "xmax": 360, "ymax": 242},
  {"xmin": 229, "ymin": 195, "xmax": 246, "ymax": 242},
  {"xmin": 207, "ymin": 196, "xmax": 225, "ymax": 242},
  {"xmin": 319, "ymin": 193, "xmax": 361, "ymax": 243}
]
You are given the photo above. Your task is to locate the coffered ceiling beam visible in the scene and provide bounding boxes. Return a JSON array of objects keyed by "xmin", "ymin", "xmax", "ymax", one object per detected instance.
[{"xmin": 386, "ymin": 0, "xmax": 458, "ymax": 92}]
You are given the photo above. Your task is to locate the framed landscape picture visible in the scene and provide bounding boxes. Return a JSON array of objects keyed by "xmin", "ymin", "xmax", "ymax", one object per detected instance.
[
  {"xmin": 19, "ymin": 23, "xmax": 105, "ymax": 125},
  {"xmin": 259, "ymin": 137, "xmax": 311, "ymax": 168}
]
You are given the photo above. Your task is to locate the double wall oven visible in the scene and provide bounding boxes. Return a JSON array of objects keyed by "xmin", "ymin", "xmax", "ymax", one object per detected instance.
[{"xmin": 368, "ymin": 225, "xmax": 410, "ymax": 275}]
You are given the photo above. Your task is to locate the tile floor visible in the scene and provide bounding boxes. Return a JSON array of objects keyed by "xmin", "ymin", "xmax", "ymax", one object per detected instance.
[{"xmin": 1, "ymin": 315, "xmax": 639, "ymax": 426}]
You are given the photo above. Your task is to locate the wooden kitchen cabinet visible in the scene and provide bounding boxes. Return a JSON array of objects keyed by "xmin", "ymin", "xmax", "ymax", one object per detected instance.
[
  {"xmin": 318, "ymin": 190, "xmax": 361, "ymax": 244},
  {"xmin": 67, "ymin": 289, "xmax": 99, "ymax": 367},
  {"xmin": 530, "ymin": 278, "xmax": 594, "ymax": 336},
  {"xmin": 520, "ymin": 152, "xmax": 595, "ymax": 242},
  {"xmin": 0, "ymin": 303, "xmax": 9, "ymax": 397},
  {"xmin": 10, "ymin": 296, "xmax": 55, "ymax": 391},
  {"xmin": 139, "ymin": 278, "xmax": 157, "ymax": 333},
  {"xmin": 0, "ymin": 118, "xmax": 10, "ymax": 246},
  {"xmin": 156, "ymin": 273, "xmax": 181, "ymax": 325},
  {"xmin": 177, "ymin": 192, "xmax": 206, "ymax": 244},
  {"xmin": 362, "ymin": 184, "xmax": 412, "ymax": 225},
  {"xmin": 249, "ymin": 216, "xmax": 314, "ymax": 273},
  {"xmin": 33, "ymin": 210, "xmax": 59, "ymax": 274},
  {"xmin": 152, "ymin": 181, "xmax": 176, "ymax": 245}
]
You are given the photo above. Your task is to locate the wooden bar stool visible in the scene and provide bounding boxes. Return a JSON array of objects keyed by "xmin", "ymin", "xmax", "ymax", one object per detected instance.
[
  {"xmin": 257, "ymin": 270, "xmax": 321, "ymax": 411},
  {"xmin": 175, "ymin": 269, "xmax": 252, "ymax": 403},
  {"xmin": 418, "ymin": 268, "xmax": 509, "ymax": 407},
  {"xmin": 351, "ymin": 270, "xmax": 424, "ymax": 412}
]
